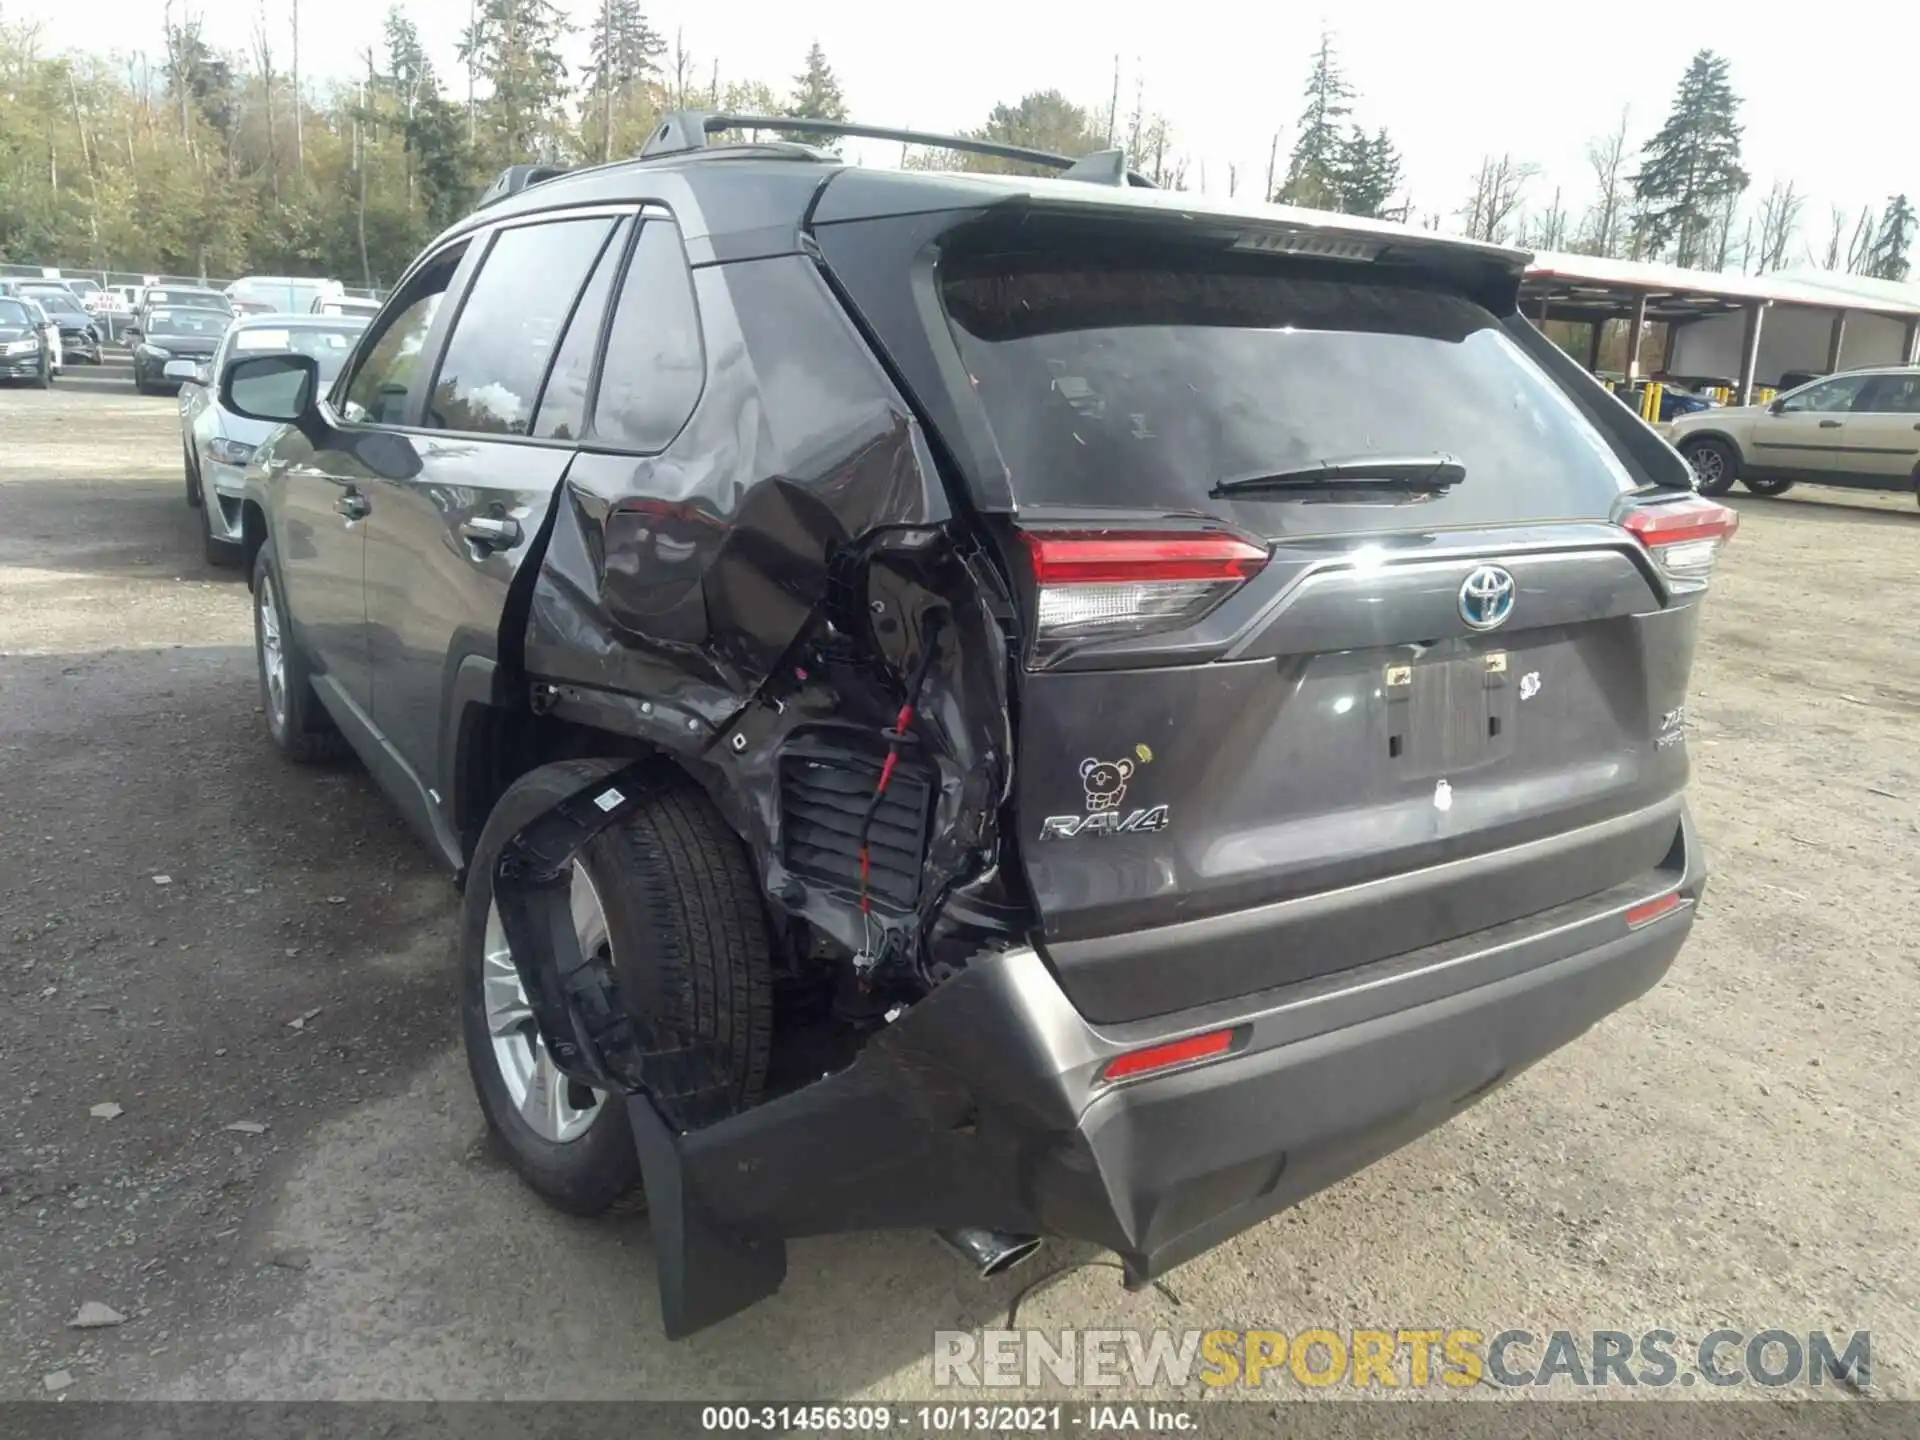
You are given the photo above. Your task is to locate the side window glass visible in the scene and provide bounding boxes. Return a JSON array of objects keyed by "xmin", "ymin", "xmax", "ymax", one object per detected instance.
[
  {"xmin": 428, "ymin": 217, "xmax": 614, "ymax": 436},
  {"xmin": 591, "ymin": 219, "xmax": 705, "ymax": 451},
  {"xmin": 341, "ymin": 245, "xmax": 465, "ymax": 425},
  {"xmin": 531, "ymin": 217, "xmax": 631, "ymax": 441},
  {"xmin": 1853, "ymin": 375, "xmax": 1920, "ymax": 413},
  {"xmin": 1782, "ymin": 376, "xmax": 1864, "ymax": 414}
]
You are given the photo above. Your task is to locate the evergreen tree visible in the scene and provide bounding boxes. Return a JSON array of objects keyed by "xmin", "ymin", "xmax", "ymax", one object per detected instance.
[
  {"xmin": 1276, "ymin": 33, "xmax": 1351, "ymax": 209},
  {"xmin": 1338, "ymin": 128, "xmax": 1402, "ymax": 219},
  {"xmin": 1866, "ymin": 194, "xmax": 1915, "ymax": 281},
  {"xmin": 1631, "ymin": 50, "xmax": 1749, "ymax": 267},
  {"xmin": 583, "ymin": 0, "xmax": 665, "ymax": 161},
  {"xmin": 457, "ymin": 0, "xmax": 572, "ymax": 167},
  {"xmin": 781, "ymin": 41, "xmax": 847, "ymax": 149}
]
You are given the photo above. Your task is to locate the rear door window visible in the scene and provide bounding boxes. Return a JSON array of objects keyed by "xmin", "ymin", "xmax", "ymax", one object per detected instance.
[
  {"xmin": 1853, "ymin": 374, "xmax": 1920, "ymax": 413},
  {"xmin": 427, "ymin": 216, "xmax": 617, "ymax": 436},
  {"xmin": 531, "ymin": 217, "xmax": 632, "ymax": 441},
  {"xmin": 942, "ymin": 253, "xmax": 1636, "ymax": 535},
  {"xmin": 590, "ymin": 218, "xmax": 705, "ymax": 452}
]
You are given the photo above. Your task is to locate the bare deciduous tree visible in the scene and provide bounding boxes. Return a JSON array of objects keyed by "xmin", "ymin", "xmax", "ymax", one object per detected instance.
[
  {"xmin": 1580, "ymin": 108, "xmax": 1632, "ymax": 257},
  {"xmin": 1817, "ymin": 204, "xmax": 1848, "ymax": 270},
  {"xmin": 1754, "ymin": 179, "xmax": 1804, "ymax": 272},
  {"xmin": 1846, "ymin": 207, "xmax": 1877, "ymax": 274},
  {"xmin": 1459, "ymin": 153, "xmax": 1536, "ymax": 243}
]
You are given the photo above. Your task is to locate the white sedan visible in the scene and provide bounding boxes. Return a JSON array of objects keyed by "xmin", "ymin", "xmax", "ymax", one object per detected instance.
[{"xmin": 175, "ymin": 314, "xmax": 369, "ymax": 565}]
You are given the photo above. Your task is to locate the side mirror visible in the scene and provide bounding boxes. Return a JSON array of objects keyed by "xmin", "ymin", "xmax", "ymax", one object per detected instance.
[
  {"xmin": 221, "ymin": 352, "xmax": 320, "ymax": 425},
  {"xmin": 1766, "ymin": 397, "xmax": 1786, "ymax": 415},
  {"xmin": 162, "ymin": 359, "xmax": 200, "ymax": 383}
]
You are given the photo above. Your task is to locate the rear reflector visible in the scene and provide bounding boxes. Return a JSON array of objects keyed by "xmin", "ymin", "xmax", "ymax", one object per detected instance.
[
  {"xmin": 1624, "ymin": 892, "xmax": 1683, "ymax": 928},
  {"xmin": 1100, "ymin": 1027, "xmax": 1239, "ymax": 1083},
  {"xmin": 1623, "ymin": 497, "xmax": 1738, "ymax": 584},
  {"xmin": 1019, "ymin": 530, "xmax": 1269, "ymax": 662}
]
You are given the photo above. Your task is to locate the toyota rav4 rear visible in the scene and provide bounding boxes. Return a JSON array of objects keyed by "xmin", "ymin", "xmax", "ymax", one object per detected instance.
[{"xmin": 463, "ymin": 159, "xmax": 1729, "ymax": 1338}]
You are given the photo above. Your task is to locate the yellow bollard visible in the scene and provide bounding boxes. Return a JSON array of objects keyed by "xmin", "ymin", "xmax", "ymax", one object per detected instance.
[
  {"xmin": 1640, "ymin": 382, "xmax": 1664, "ymax": 423},
  {"xmin": 1754, "ymin": 386, "xmax": 1775, "ymax": 406}
]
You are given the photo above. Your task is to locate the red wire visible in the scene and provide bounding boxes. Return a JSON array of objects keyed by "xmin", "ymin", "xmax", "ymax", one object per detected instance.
[{"xmin": 857, "ymin": 702, "xmax": 917, "ymax": 915}]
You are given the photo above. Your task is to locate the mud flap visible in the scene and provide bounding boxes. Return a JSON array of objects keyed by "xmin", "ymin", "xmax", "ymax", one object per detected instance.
[{"xmin": 625, "ymin": 1094, "xmax": 789, "ymax": 1339}]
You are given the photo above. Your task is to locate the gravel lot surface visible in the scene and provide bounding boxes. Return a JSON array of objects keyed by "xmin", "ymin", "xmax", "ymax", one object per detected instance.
[{"xmin": 2, "ymin": 367, "xmax": 1916, "ymax": 1405}]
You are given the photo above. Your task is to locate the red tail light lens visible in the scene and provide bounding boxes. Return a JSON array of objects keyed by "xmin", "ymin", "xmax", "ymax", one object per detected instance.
[
  {"xmin": 1018, "ymin": 530, "xmax": 1269, "ymax": 663},
  {"xmin": 1623, "ymin": 497, "xmax": 1738, "ymax": 585},
  {"xmin": 1100, "ymin": 1027, "xmax": 1240, "ymax": 1083},
  {"xmin": 1625, "ymin": 892, "xmax": 1683, "ymax": 928}
]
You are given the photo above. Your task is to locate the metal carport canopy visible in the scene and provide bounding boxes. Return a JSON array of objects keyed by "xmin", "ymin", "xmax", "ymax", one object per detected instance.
[
  {"xmin": 1522, "ymin": 250, "xmax": 1920, "ymax": 324},
  {"xmin": 1520, "ymin": 250, "xmax": 1920, "ymax": 403}
]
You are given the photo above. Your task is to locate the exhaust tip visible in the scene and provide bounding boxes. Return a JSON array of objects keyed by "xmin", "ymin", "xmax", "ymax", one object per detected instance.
[
  {"xmin": 938, "ymin": 1227, "xmax": 1043, "ymax": 1280},
  {"xmin": 977, "ymin": 1235, "xmax": 1042, "ymax": 1278}
]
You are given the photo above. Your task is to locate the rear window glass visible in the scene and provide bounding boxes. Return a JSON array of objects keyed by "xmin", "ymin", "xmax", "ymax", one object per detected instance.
[
  {"xmin": 942, "ymin": 256, "xmax": 1635, "ymax": 533},
  {"xmin": 148, "ymin": 309, "xmax": 229, "ymax": 337}
]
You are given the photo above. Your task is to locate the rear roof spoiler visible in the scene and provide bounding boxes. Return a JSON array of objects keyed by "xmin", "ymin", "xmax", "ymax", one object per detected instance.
[{"xmin": 639, "ymin": 112, "xmax": 1155, "ymax": 189}]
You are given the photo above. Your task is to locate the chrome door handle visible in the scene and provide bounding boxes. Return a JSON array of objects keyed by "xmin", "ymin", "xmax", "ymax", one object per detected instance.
[
  {"xmin": 1817, "ymin": 419, "xmax": 1842, "ymax": 428},
  {"xmin": 335, "ymin": 491, "xmax": 370, "ymax": 521},
  {"xmin": 459, "ymin": 514, "xmax": 521, "ymax": 551}
]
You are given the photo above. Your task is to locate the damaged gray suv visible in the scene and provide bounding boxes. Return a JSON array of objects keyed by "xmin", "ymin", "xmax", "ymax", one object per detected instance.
[{"xmin": 221, "ymin": 114, "xmax": 1734, "ymax": 1337}]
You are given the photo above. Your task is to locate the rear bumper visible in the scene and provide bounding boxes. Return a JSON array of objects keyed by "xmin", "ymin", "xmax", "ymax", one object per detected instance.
[{"xmin": 634, "ymin": 806, "xmax": 1706, "ymax": 1336}]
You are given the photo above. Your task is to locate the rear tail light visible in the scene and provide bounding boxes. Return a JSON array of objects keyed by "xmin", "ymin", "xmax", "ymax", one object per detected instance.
[
  {"xmin": 1100, "ymin": 1027, "xmax": 1241, "ymax": 1083},
  {"xmin": 1622, "ymin": 496, "xmax": 1738, "ymax": 585},
  {"xmin": 1018, "ymin": 530, "xmax": 1269, "ymax": 662}
]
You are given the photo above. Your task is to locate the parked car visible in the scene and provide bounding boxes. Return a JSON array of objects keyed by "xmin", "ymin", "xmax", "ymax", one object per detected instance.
[
  {"xmin": 130, "ymin": 307, "xmax": 232, "ymax": 394},
  {"xmin": 219, "ymin": 116, "xmax": 1729, "ymax": 1339},
  {"xmin": 0, "ymin": 295, "xmax": 56, "ymax": 387},
  {"xmin": 227, "ymin": 275, "xmax": 344, "ymax": 315},
  {"xmin": 65, "ymin": 277, "xmax": 104, "ymax": 311},
  {"xmin": 12, "ymin": 295, "xmax": 61, "ymax": 374},
  {"xmin": 131, "ymin": 286, "xmax": 233, "ymax": 337},
  {"xmin": 14, "ymin": 284, "xmax": 102, "ymax": 363},
  {"xmin": 311, "ymin": 295, "xmax": 381, "ymax": 319},
  {"xmin": 1670, "ymin": 366, "xmax": 1920, "ymax": 502},
  {"xmin": 175, "ymin": 314, "xmax": 368, "ymax": 563}
]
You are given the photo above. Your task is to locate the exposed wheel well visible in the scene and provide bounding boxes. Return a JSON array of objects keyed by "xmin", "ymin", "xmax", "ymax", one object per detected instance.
[{"xmin": 451, "ymin": 701, "xmax": 659, "ymax": 874}]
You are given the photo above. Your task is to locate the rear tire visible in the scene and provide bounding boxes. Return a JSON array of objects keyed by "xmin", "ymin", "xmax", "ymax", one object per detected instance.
[
  {"xmin": 1740, "ymin": 476, "xmax": 1796, "ymax": 497},
  {"xmin": 459, "ymin": 761, "xmax": 775, "ymax": 1217},
  {"xmin": 37, "ymin": 357, "xmax": 52, "ymax": 390},
  {"xmin": 1681, "ymin": 437, "xmax": 1738, "ymax": 496},
  {"xmin": 251, "ymin": 539, "xmax": 347, "ymax": 763}
]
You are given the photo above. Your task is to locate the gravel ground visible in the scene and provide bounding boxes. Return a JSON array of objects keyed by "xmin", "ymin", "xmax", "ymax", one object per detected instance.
[{"xmin": 2, "ymin": 372, "xmax": 1916, "ymax": 1405}]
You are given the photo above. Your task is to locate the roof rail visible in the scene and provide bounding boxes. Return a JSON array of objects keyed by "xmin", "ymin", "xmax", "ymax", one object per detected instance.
[
  {"xmin": 639, "ymin": 113, "xmax": 1153, "ymax": 188},
  {"xmin": 476, "ymin": 163, "xmax": 570, "ymax": 210}
]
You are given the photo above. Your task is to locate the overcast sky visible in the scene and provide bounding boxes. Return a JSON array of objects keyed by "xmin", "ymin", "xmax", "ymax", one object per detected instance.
[{"xmin": 18, "ymin": 0, "xmax": 1919, "ymax": 259}]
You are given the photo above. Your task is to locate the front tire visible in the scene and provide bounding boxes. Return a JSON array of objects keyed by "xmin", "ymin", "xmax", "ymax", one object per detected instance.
[
  {"xmin": 1681, "ymin": 437, "xmax": 1738, "ymax": 496},
  {"xmin": 251, "ymin": 539, "xmax": 346, "ymax": 763},
  {"xmin": 460, "ymin": 761, "xmax": 775, "ymax": 1217},
  {"xmin": 184, "ymin": 443, "xmax": 203, "ymax": 508}
]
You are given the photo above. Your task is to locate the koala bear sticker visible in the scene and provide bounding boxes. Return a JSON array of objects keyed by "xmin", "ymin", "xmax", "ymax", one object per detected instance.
[
  {"xmin": 1038, "ymin": 745, "xmax": 1169, "ymax": 840},
  {"xmin": 1080, "ymin": 756, "xmax": 1135, "ymax": 812}
]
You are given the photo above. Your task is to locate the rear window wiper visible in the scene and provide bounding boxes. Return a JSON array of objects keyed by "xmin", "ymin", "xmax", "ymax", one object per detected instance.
[{"xmin": 1211, "ymin": 454, "xmax": 1466, "ymax": 498}]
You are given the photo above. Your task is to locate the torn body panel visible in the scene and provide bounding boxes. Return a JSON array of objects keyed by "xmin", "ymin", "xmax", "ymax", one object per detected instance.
[{"xmin": 523, "ymin": 249, "xmax": 1015, "ymax": 979}]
